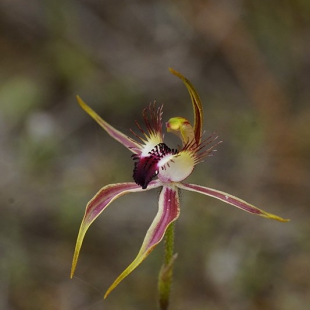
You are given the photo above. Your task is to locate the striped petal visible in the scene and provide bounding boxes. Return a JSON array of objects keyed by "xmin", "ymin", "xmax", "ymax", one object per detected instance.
[
  {"xmin": 70, "ymin": 180, "xmax": 162, "ymax": 279},
  {"xmin": 169, "ymin": 68, "xmax": 203, "ymax": 144},
  {"xmin": 77, "ymin": 96, "xmax": 141, "ymax": 153},
  {"xmin": 104, "ymin": 184, "xmax": 180, "ymax": 298},
  {"xmin": 177, "ymin": 183, "xmax": 289, "ymax": 222}
]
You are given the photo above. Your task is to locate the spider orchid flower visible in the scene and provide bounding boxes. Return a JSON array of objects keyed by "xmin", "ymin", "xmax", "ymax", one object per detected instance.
[{"xmin": 71, "ymin": 68, "xmax": 289, "ymax": 299}]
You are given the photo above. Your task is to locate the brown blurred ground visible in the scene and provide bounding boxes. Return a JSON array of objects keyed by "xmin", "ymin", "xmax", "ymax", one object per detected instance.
[{"xmin": 0, "ymin": 1, "xmax": 309, "ymax": 309}]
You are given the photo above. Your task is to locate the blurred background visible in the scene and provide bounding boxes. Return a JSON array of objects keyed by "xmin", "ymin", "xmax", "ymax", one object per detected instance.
[{"xmin": 0, "ymin": 0, "xmax": 309, "ymax": 309}]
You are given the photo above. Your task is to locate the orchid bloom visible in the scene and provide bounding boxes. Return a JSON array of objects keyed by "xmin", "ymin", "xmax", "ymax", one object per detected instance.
[{"xmin": 71, "ymin": 68, "xmax": 289, "ymax": 299}]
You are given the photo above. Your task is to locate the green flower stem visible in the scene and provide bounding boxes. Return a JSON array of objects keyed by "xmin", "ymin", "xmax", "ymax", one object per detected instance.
[{"xmin": 158, "ymin": 222, "xmax": 177, "ymax": 310}]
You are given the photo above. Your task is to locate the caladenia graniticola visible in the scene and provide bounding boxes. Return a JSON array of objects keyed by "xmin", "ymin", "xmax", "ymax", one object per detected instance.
[{"xmin": 71, "ymin": 68, "xmax": 289, "ymax": 307}]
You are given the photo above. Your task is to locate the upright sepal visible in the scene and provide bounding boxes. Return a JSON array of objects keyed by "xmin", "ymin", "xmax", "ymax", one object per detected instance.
[
  {"xmin": 169, "ymin": 68, "xmax": 203, "ymax": 144},
  {"xmin": 104, "ymin": 184, "xmax": 180, "ymax": 298},
  {"xmin": 70, "ymin": 180, "xmax": 162, "ymax": 279}
]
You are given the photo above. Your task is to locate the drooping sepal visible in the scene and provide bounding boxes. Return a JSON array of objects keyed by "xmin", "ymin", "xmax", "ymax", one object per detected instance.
[
  {"xmin": 70, "ymin": 180, "xmax": 162, "ymax": 279},
  {"xmin": 104, "ymin": 184, "xmax": 180, "ymax": 298},
  {"xmin": 177, "ymin": 183, "xmax": 289, "ymax": 222}
]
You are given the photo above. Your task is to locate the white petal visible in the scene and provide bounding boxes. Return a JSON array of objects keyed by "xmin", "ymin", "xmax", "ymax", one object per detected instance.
[{"xmin": 158, "ymin": 151, "xmax": 195, "ymax": 183}]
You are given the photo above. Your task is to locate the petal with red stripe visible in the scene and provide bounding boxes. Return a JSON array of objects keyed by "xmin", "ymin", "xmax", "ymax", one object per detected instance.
[
  {"xmin": 77, "ymin": 96, "xmax": 141, "ymax": 153},
  {"xmin": 177, "ymin": 183, "xmax": 289, "ymax": 222},
  {"xmin": 70, "ymin": 180, "xmax": 162, "ymax": 279},
  {"xmin": 104, "ymin": 184, "xmax": 180, "ymax": 298}
]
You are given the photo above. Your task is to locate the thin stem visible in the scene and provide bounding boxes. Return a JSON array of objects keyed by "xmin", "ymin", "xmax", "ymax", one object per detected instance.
[{"xmin": 158, "ymin": 222, "xmax": 177, "ymax": 310}]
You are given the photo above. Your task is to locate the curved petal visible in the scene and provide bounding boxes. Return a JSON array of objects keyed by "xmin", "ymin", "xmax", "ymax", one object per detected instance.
[
  {"xmin": 77, "ymin": 96, "xmax": 141, "ymax": 153},
  {"xmin": 70, "ymin": 180, "xmax": 162, "ymax": 279},
  {"xmin": 104, "ymin": 184, "xmax": 180, "ymax": 298},
  {"xmin": 177, "ymin": 183, "xmax": 289, "ymax": 222},
  {"xmin": 169, "ymin": 68, "xmax": 203, "ymax": 144}
]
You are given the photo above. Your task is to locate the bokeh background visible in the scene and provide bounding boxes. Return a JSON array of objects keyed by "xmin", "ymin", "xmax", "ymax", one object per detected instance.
[{"xmin": 1, "ymin": 1, "xmax": 309, "ymax": 309}]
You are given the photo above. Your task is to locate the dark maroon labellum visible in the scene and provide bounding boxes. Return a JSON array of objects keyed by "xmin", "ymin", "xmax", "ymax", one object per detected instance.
[{"xmin": 132, "ymin": 143, "xmax": 177, "ymax": 189}]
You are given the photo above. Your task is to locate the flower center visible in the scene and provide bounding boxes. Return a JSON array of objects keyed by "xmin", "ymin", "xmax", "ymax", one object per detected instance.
[{"xmin": 132, "ymin": 143, "xmax": 177, "ymax": 189}]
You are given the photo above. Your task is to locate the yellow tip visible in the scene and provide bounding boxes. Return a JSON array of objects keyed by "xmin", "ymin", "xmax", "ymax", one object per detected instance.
[
  {"xmin": 168, "ymin": 67, "xmax": 183, "ymax": 79},
  {"xmin": 262, "ymin": 212, "xmax": 290, "ymax": 222},
  {"xmin": 76, "ymin": 95, "xmax": 87, "ymax": 110},
  {"xmin": 70, "ymin": 268, "xmax": 75, "ymax": 279}
]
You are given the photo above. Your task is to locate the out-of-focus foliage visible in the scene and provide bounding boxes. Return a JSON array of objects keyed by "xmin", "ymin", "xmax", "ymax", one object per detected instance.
[{"xmin": 0, "ymin": 1, "xmax": 309, "ymax": 309}]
